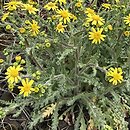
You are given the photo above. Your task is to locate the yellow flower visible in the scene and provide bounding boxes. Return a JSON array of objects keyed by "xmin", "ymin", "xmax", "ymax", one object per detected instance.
[
  {"xmin": 4, "ymin": 1, "xmax": 22, "ymax": 11},
  {"xmin": 45, "ymin": 42, "xmax": 51, "ymax": 48},
  {"xmin": 44, "ymin": 2, "xmax": 58, "ymax": 10},
  {"xmin": 106, "ymin": 67, "xmax": 123, "ymax": 85},
  {"xmin": 29, "ymin": 20, "xmax": 40, "ymax": 36},
  {"xmin": 0, "ymin": 59, "xmax": 4, "ymax": 64},
  {"xmin": 18, "ymin": 78, "xmax": 35, "ymax": 97},
  {"xmin": 56, "ymin": 22, "xmax": 66, "ymax": 33},
  {"xmin": 21, "ymin": 59, "xmax": 26, "ymax": 64},
  {"xmin": 124, "ymin": 31, "xmax": 130, "ymax": 37},
  {"xmin": 84, "ymin": 8, "xmax": 96, "ymax": 16},
  {"xmin": 25, "ymin": 20, "xmax": 30, "ymax": 24},
  {"xmin": 23, "ymin": 4, "xmax": 38, "ymax": 14},
  {"xmin": 75, "ymin": 1, "xmax": 82, "ymax": 8},
  {"xmin": 102, "ymin": 3, "xmax": 111, "ymax": 9},
  {"xmin": 124, "ymin": 14, "xmax": 130, "ymax": 26},
  {"xmin": 86, "ymin": 14, "xmax": 105, "ymax": 26},
  {"xmin": 107, "ymin": 24, "xmax": 113, "ymax": 30},
  {"xmin": 36, "ymin": 70, "xmax": 41, "ymax": 75},
  {"xmin": 1, "ymin": 12, "xmax": 9, "ymax": 22},
  {"xmin": 83, "ymin": 21, "xmax": 90, "ymax": 27},
  {"xmin": 19, "ymin": 28, "xmax": 26, "ymax": 33},
  {"xmin": 6, "ymin": 24, "xmax": 11, "ymax": 30},
  {"xmin": 5, "ymin": 65, "xmax": 23, "ymax": 83},
  {"xmin": 55, "ymin": 0, "xmax": 66, "ymax": 5},
  {"xmin": 8, "ymin": 83, "xmax": 14, "ymax": 91},
  {"xmin": 89, "ymin": 28, "xmax": 106, "ymax": 44},
  {"xmin": 57, "ymin": 9, "xmax": 71, "ymax": 24},
  {"xmin": 15, "ymin": 55, "xmax": 22, "ymax": 61}
]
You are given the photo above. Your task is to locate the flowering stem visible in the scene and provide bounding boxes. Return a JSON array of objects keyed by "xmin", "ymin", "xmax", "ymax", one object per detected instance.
[{"xmin": 25, "ymin": 38, "xmax": 43, "ymax": 71}]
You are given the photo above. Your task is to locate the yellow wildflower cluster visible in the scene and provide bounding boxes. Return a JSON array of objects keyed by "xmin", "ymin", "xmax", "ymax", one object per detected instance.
[
  {"xmin": 1, "ymin": 0, "xmax": 40, "ymax": 36},
  {"xmin": 84, "ymin": 7, "xmax": 106, "ymax": 44},
  {"xmin": 4, "ymin": 56, "xmax": 36, "ymax": 97},
  {"xmin": 44, "ymin": 1, "xmax": 77, "ymax": 33},
  {"xmin": 4, "ymin": 0, "xmax": 38, "ymax": 14},
  {"xmin": 19, "ymin": 20, "xmax": 40, "ymax": 36},
  {"xmin": 2, "ymin": 0, "xmax": 129, "ymax": 91}
]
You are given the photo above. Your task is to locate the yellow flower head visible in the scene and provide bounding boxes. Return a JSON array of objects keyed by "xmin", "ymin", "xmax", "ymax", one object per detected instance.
[
  {"xmin": 5, "ymin": 65, "xmax": 23, "ymax": 83},
  {"xmin": 6, "ymin": 24, "xmax": 11, "ymax": 30},
  {"xmin": 0, "ymin": 59, "xmax": 4, "ymax": 64},
  {"xmin": 106, "ymin": 67, "xmax": 123, "ymax": 85},
  {"xmin": 29, "ymin": 20, "xmax": 40, "ymax": 36},
  {"xmin": 124, "ymin": 14, "xmax": 130, "ymax": 26},
  {"xmin": 57, "ymin": 9, "xmax": 71, "ymax": 24},
  {"xmin": 56, "ymin": 22, "xmax": 67, "ymax": 33},
  {"xmin": 89, "ymin": 28, "xmax": 106, "ymax": 44},
  {"xmin": 55, "ymin": 0, "xmax": 66, "ymax": 5},
  {"xmin": 86, "ymin": 14, "xmax": 105, "ymax": 26},
  {"xmin": 45, "ymin": 42, "xmax": 51, "ymax": 48},
  {"xmin": 15, "ymin": 55, "xmax": 22, "ymax": 61},
  {"xmin": 25, "ymin": 20, "xmax": 30, "ymax": 24},
  {"xmin": 8, "ymin": 83, "xmax": 14, "ymax": 91},
  {"xmin": 18, "ymin": 78, "xmax": 35, "ymax": 97},
  {"xmin": 75, "ymin": 1, "xmax": 83, "ymax": 8},
  {"xmin": 19, "ymin": 28, "xmax": 26, "ymax": 33},
  {"xmin": 21, "ymin": 59, "xmax": 26, "ymax": 64},
  {"xmin": 4, "ymin": 1, "xmax": 22, "ymax": 11},
  {"xmin": 1, "ymin": 12, "xmax": 9, "ymax": 22},
  {"xmin": 107, "ymin": 24, "xmax": 113, "ymax": 31},
  {"xmin": 23, "ymin": 4, "xmax": 38, "ymax": 14},
  {"xmin": 44, "ymin": 2, "xmax": 58, "ymax": 11},
  {"xmin": 102, "ymin": 3, "xmax": 111, "ymax": 9},
  {"xmin": 84, "ymin": 8, "xmax": 96, "ymax": 16},
  {"xmin": 124, "ymin": 31, "xmax": 130, "ymax": 37}
]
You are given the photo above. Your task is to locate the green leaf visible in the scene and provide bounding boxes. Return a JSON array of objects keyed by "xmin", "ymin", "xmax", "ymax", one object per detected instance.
[{"xmin": 80, "ymin": 115, "xmax": 86, "ymax": 130}]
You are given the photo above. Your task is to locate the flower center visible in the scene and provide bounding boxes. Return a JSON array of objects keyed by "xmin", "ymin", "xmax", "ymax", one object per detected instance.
[
  {"xmin": 28, "ymin": 6, "xmax": 33, "ymax": 12},
  {"xmin": 11, "ymin": 69, "xmax": 18, "ymax": 77},
  {"xmin": 57, "ymin": 24, "xmax": 63, "ymax": 29},
  {"xmin": 92, "ymin": 15, "xmax": 100, "ymax": 21},
  {"xmin": 32, "ymin": 24, "xmax": 38, "ymax": 31},
  {"xmin": 113, "ymin": 73, "xmax": 121, "ymax": 80},
  {"xmin": 61, "ymin": 11, "xmax": 68, "ymax": 18},
  {"xmin": 89, "ymin": 10, "xmax": 94, "ymax": 14},
  {"xmin": 94, "ymin": 32, "xmax": 101, "ymax": 40},
  {"xmin": 24, "ymin": 85, "xmax": 31, "ymax": 92}
]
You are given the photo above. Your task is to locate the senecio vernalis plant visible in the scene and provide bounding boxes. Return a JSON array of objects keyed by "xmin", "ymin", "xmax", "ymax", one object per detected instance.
[{"xmin": 0, "ymin": 0, "xmax": 130, "ymax": 129}]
